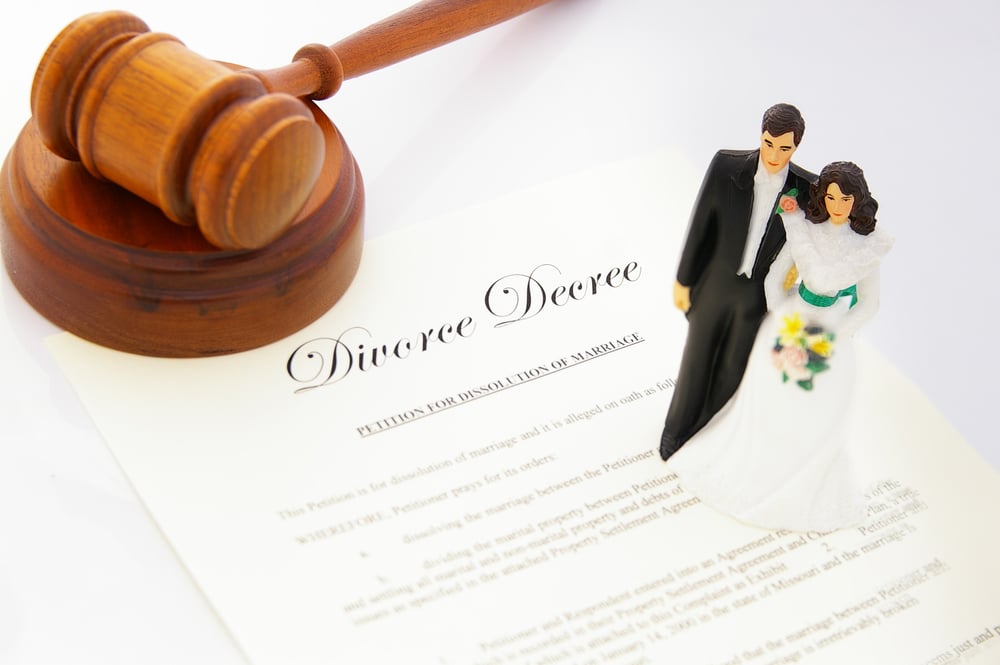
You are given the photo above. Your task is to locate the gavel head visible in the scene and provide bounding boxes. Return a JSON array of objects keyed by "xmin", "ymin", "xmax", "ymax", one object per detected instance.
[{"xmin": 31, "ymin": 11, "xmax": 325, "ymax": 250}]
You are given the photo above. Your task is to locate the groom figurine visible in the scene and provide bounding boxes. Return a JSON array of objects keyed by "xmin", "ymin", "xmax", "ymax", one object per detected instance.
[{"xmin": 660, "ymin": 103, "xmax": 814, "ymax": 460}]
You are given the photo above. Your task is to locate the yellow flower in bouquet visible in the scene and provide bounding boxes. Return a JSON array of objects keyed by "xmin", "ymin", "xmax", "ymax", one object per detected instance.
[
  {"xmin": 772, "ymin": 312, "xmax": 836, "ymax": 391},
  {"xmin": 777, "ymin": 313, "xmax": 806, "ymax": 347},
  {"xmin": 806, "ymin": 334, "xmax": 834, "ymax": 358}
]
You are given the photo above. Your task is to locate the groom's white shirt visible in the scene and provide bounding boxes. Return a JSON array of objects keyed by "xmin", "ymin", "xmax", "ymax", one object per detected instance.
[{"xmin": 738, "ymin": 158, "xmax": 788, "ymax": 278}]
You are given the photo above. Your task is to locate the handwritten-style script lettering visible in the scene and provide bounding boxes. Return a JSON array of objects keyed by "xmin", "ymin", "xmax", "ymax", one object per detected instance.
[
  {"xmin": 287, "ymin": 317, "xmax": 476, "ymax": 393},
  {"xmin": 484, "ymin": 261, "xmax": 641, "ymax": 328},
  {"xmin": 286, "ymin": 260, "xmax": 641, "ymax": 392}
]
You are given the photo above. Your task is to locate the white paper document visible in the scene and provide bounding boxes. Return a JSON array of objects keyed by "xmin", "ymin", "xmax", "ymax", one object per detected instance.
[{"xmin": 48, "ymin": 154, "xmax": 1000, "ymax": 664}]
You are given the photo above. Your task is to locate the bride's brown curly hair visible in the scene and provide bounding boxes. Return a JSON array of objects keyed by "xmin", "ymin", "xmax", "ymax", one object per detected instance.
[{"xmin": 805, "ymin": 161, "xmax": 878, "ymax": 235}]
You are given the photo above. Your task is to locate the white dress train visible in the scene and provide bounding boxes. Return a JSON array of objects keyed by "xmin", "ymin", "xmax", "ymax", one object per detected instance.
[{"xmin": 666, "ymin": 209, "xmax": 894, "ymax": 531}]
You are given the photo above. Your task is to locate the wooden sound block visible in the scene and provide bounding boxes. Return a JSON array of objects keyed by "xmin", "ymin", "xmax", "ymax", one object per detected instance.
[{"xmin": 0, "ymin": 102, "xmax": 363, "ymax": 357}]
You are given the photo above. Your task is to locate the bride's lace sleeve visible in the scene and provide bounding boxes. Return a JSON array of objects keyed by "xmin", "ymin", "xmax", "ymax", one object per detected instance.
[{"xmin": 838, "ymin": 268, "xmax": 881, "ymax": 339}]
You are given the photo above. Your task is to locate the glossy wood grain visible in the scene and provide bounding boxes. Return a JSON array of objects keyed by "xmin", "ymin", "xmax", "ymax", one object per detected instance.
[
  {"xmin": 0, "ymin": 0, "xmax": 553, "ymax": 357},
  {"xmin": 0, "ymin": 103, "xmax": 363, "ymax": 357},
  {"xmin": 28, "ymin": 0, "xmax": 553, "ymax": 249}
]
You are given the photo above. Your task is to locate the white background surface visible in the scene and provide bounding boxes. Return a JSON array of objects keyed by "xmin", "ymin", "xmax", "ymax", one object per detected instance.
[{"xmin": 1, "ymin": 1, "xmax": 997, "ymax": 663}]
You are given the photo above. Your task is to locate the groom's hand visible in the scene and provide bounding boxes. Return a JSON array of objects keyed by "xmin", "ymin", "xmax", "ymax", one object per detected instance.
[
  {"xmin": 673, "ymin": 281, "xmax": 691, "ymax": 313},
  {"xmin": 783, "ymin": 265, "xmax": 799, "ymax": 291}
]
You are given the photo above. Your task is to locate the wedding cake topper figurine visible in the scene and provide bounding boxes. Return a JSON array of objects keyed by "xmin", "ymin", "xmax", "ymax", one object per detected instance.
[
  {"xmin": 665, "ymin": 159, "xmax": 894, "ymax": 531},
  {"xmin": 659, "ymin": 103, "xmax": 815, "ymax": 461}
]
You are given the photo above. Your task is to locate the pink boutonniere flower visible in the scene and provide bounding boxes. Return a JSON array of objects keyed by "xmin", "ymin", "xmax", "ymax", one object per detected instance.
[{"xmin": 774, "ymin": 187, "xmax": 799, "ymax": 215}]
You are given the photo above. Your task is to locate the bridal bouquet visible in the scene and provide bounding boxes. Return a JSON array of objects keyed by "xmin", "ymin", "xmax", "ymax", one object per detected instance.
[{"xmin": 771, "ymin": 312, "xmax": 835, "ymax": 391}]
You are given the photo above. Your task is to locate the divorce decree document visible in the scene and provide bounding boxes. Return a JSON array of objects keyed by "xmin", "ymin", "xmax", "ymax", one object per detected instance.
[{"xmin": 48, "ymin": 154, "xmax": 1000, "ymax": 664}]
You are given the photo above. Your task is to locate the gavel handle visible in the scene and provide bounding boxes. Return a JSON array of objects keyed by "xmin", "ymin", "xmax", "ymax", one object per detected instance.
[{"xmin": 252, "ymin": 0, "xmax": 555, "ymax": 99}]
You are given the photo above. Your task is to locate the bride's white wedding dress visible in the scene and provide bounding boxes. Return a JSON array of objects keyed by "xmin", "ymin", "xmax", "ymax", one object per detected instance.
[{"xmin": 666, "ymin": 208, "xmax": 894, "ymax": 531}]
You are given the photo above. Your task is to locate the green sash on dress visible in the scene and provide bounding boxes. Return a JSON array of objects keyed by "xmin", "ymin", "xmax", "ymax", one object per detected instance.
[{"xmin": 798, "ymin": 282, "xmax": 857, "ymax": 309}]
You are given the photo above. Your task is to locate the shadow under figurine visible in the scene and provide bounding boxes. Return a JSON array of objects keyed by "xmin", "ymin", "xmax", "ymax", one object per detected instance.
[
  {"xmin": 660, "ymin": 103, "xmax": 815, "ymax": 460},
  {"xmin": 665, "ymin": 160, "xmax": 894, "ymax": 531}
]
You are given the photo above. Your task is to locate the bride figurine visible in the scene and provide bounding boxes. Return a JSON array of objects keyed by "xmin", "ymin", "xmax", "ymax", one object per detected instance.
[{"xmin": 666, "ymin": 161, "xmax": 894, "ymax": 532}]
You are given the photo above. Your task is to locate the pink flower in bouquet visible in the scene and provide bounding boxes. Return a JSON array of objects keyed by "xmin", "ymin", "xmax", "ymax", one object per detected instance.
[{"xmin": 773, "ymin": 345, "xmax": 810, "ymax": 381}]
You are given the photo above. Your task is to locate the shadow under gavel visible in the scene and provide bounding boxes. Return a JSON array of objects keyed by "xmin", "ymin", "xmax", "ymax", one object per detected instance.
[{"xmin": 33, "ymin": 0, "xmax": 554, "ymax": 250}]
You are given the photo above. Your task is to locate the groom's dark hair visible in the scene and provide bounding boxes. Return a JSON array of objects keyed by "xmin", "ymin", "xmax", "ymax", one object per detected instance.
[{"xmin": 761, "ymin": 103, "xmax": 805, "ymax": 146}]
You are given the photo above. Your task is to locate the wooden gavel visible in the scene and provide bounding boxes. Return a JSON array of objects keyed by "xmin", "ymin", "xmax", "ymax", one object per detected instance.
[{"xmin": 31, "ymin": 0, "xmax": 553, "ymax": 250}]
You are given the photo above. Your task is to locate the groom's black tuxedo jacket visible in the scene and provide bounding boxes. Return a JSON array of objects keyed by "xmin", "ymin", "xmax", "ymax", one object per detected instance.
[
  {"xmin": 677, "ymin": 148, "xmax": 813, "ymax": 294},
  {"xmin": 665, "ymin": 148, "xmax": 815, "ymax": 443}
]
